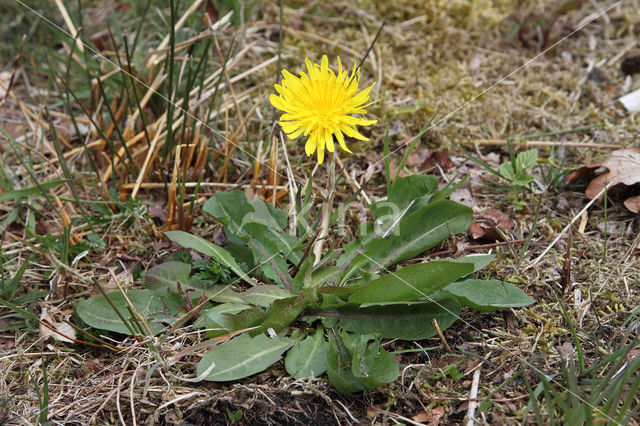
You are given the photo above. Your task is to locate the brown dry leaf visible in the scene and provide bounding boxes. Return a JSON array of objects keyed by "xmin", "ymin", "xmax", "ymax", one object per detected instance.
[
  {"xmin": 366, "ymin": 406, "xmax": 379, "ymax": 419},
  {"xmin": 412, "ymin": 406, "xmax": 445, "ymax": 425},
  {"xmin": 420, "ymin": 150, "xmax": 454, "ymax": 173},
  {"xmin": 556, "ymin": 341, "xmax": 575, "ymax": 360},
  {"xmin": 565, "ymin": 148, "xmax": 640, "ymax": 213},
  {"xmin": 624, "ymin": 194, "xmax": 640, "ymax": 213},
  {"xmin": 40, "ymin": 308, "xmax": 76, "ymax": 343},
  {"xmin": 469, "ymin": 209, "xmax": 516, "ymax": 241}
]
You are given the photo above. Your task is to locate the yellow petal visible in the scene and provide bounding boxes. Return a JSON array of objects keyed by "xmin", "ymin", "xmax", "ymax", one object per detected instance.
[
  {"xmin": 316, "ymin": 135, "xmax": 325, "ymax": 164},
  {"xmin": 305, "ymin": 133, "xmax": 317, "ymax": 156},
  {"xmin": 325, "ymin": 128, "xmax": 335, "ymax": 152},
  {"xmin": 335, "ymin": 130, "xmax": 352, "ymax": 153}
]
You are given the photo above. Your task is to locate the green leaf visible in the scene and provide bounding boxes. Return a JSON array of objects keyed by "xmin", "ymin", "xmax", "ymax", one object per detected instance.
[
  {"xmin": 326, "ymin": 332, "xmax": 398, "ymax": 393},
  {"xmin": 516, "ymin": 148, "xmax": 538, "ymax": 170},
  {"xmin": 351, "ymin": 337, "xmax": 398, "ymax": 386},
  {"xmin": 348, "ymin": 261, "xmax": 474, "ymax": 304},
  {"xmin": 244, "ymin": 223, "xmax": 301, "ymax": 263},
  {"xmin": 335, "ymin": 299, "xmax": 461, "ymax": 339},
  {"xmin": 257, "ymin": 290, "xmax": 318, "ymax": 334},
  {"xmin": 499, "ymin": 162, "xmax": 516, "ymax": 182},
  {"xmin": 239, "ymin": 222, "xmax": 298, "ymax": 288},
  {"xmin": 449, "ymin": 254, "xmax": 495, "ymax": 274},
  {"xmin": 202, "ymin": 190, "xmax": 288, "ymax": 233},
  {"xmin": 193, "ymin": 303, "xmax": 249, "ymax": 329},
  {"xmin": 444, "ymin": 364, "xmax": 464, "ymax": 379},
  {"xmin": 388, "ymin": 174, "xmax": 438, "ymax": 212},
  {"xmin": 511, "ymin": 174, "xmax": 534, "ymax": 187},
  {"xmin": 144, "ymin": 260, "xmax": 245, "ymax": 303},
  {"xmin": 248, "ymin": 199, "xmax": 288, "ymax": 230},
  {"xmin": 285, "ymin": 330, "xmax": 328, "ymax": 379},
  {"xmin": 0, "ymin": 178, "xmax": 66, "ymax": 201},
  {"xmin": 370, "ymin": 174, "xmax": 438, "ymax": 220},
  {"xmin": 201, "ymin": 286, "xmax": 246, "ymax": 304},
  {"xmin": 164, "ymin": 231, "xmax": 256, "ymax": 286},
  {"xmin": 202, "ymin": 190, "xmax": 253, "ymax": 231},
  {"xmin": 327, "ymin": 335, "xmax": 366, "ymax": 394},
  {"xmin": 144, "ymin": 261, "xmax": 191, "ymax": 292},
  {"xmin": 309, "ymin": 266, "xmax": 343, "ymax": 288},
  {"xmin": 343, "ymin": 200, "xmax": 472, "ymax": 280},
  {"xmin": 197, "ymin": 333, "xmax": 295, "ymax": 381},
  {"xmin": 443, "ymin": 279, "xmax": 535, "ymax": 312},
  {"xmin": 203, "ymin": 305, "xmax": 265, "ymax": 338},
  {"xmin": 241, "ymin": 285, "xmax": 292, "ymax": 307},
  {"xmin": 76, "ymin": 289, "xmax": 170, "ymax": 335}
]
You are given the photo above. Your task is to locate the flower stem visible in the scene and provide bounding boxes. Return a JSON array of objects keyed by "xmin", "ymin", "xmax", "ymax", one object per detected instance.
[{"xmin": 313, "ymin": 154, "xmax": 336, "ymax": 265}]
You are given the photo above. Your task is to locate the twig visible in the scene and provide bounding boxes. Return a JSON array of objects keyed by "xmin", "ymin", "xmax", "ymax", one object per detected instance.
[
  {"xmin": 432, "ymin": 319, "xmax": 452, "ymax": 353},
  {"xmin": 465, "ymin": 369, "xmax": 481, "ymax": 426},
  {"xmin": 470, "ymin": 139, "xmax": 623, "ymax": 149},
  {"xmin": 124, "ymin": 182, "xmax": 288, "ymax": 190}
]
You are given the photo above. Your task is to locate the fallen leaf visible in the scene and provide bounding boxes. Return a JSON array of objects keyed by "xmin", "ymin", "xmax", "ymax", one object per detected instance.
[
  {"xmin": 450, "ymin": 188, "xmax": 477, "ymax": 210},
  {"xmin": 366, "ymin": 406, "xmax": 379, "ymax": 419},
  {"xmin": 565, "ymin": 148, "xmax": 640, "ymax": 213},
  {"xmin": 556, "ymin": 341, "xmax": 574, "ymax": 359},
  {"xmin": 596, "ymin": 221, "xmax": 628, "ymax": 235},
  {"xmin": 40, "ymin": 308, "xmax": 76, "ymax": 343},
  {"xmin": 469, "ymin": 209, "xmax": 516, "ymax": 241},
  {"xmin": 149, "ymin": 200, "xmax": 168, "ymax": 222},
  {"xmin": 412, "ymin": 406, "xmax": 445, "ymax": 425},
  {"xmin": 623, "ymin": 194, "xmax": 640, "ymax": 213},
  {"xmin": 0, "ymin": 337, "xmax": 13, "ymax": 350},
  {"xmin": 420, "ymin": 150, "xmax": 454, "ymax": 173}
]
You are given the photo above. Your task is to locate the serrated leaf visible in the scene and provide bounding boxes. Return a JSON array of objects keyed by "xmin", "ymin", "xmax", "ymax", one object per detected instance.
[
  {"xmin": 335, "ymin": 299, "xmax": 461, "ymax": 339},
  {"xmin": 164, "ymin": 231, "xmax": 256, "ymax": 286},
  {"xmin": 285, "ymin": 330, "xmax": 328, "ymax": 379},
  {"xmin": 197, "ymin": 333, "xmax": 295, "ymax": 381},
  {"xmin": 348, "ymin": 261, "xmax": 473, "ymax": 304},
  {"xmin": 516, "ymin": 148, "xmax": 538, "ymax": 170},
  {"xmin": 499, "ymin": 162, "xmax": 516, "ymax": 181},
  {"xmin": 76, "ymin": 289, "xmax": 170, "ymax": 335},
  {"xmin": 443, "ymin": 279, "xmax": 535, "ymax": 312}
]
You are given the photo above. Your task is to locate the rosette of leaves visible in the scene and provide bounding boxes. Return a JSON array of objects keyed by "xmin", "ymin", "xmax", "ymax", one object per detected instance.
[
  {"xmin": 159, "ymin": 172, "xmax": 533, "ymax": 393},
  {"xmin": 75, "ymin": 173, "xmax": 533, "ymax": 393}
]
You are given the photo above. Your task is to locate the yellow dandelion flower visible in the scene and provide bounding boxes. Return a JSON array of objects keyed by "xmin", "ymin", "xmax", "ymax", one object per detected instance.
[{"xmin": 270, "ymin": 55, "xmax": 377, "ymax": 164}]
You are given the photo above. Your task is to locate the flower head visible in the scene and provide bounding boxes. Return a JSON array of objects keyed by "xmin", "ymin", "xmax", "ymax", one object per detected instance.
[{"xmin": 270, "ymin": 55, "xmax": 377, "ymax": 164}]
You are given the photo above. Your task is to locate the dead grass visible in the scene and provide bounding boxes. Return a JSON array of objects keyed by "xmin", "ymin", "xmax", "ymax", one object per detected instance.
[{"xmin": 1, "ymin": 0, "xmax": 639, "ymax": 424}]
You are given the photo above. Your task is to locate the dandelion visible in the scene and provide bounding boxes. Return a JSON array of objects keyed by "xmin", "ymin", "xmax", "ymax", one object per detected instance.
[{"xmin": 270, "ymin": 55, "xmax": 377, "ymax": 164}]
